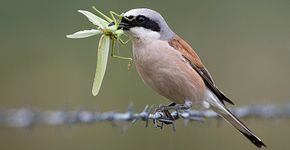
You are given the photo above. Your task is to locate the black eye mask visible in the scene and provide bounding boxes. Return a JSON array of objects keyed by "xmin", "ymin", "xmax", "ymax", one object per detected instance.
[{"xmin": 121, "ymin": 15, "xmax": 160, "ymax": 32}]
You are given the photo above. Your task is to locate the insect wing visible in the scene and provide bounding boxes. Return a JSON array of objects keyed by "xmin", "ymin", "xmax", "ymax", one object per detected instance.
[
  {"xmin": 92, "ymin": 6, "xmax": 113, "ymax": 22},
  {"xmin": 78, "ymin": 10, "xmax": 108, "ymax": 28},
  {"xmin": 92, "ymin": 35, "xmax": 110, "ymax": 96},
  {"xmin": 66, "ymin": 29, "xmax": 101, "ymax": 39}
]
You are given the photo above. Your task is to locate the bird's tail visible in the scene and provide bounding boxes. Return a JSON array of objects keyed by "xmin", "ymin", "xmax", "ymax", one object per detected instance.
[{"xmin": 210, "ymin": 104, "xmax": 266, "ymax": 148}]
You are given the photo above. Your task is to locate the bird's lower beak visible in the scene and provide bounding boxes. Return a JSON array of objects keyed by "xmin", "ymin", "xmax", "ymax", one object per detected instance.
[{"xmin": 108, "ymin": 19, "xmax": 130, "ymax": 30}]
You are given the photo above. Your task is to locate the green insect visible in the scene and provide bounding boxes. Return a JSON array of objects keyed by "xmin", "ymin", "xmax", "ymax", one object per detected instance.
[{"xmin": 66, "ymin": 6, "xmax": 132, "ymax": 96}]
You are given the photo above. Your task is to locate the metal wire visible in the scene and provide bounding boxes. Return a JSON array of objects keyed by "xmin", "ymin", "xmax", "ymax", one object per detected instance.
[{"xmin": 0, "ymin": 103, "xmax": 289, "ymax": 128}]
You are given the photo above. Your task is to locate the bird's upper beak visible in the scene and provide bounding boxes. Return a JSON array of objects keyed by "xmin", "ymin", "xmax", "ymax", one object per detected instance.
[{"xmin": 108, "ymin": 18, "xmax": 130, "ymax": 30}]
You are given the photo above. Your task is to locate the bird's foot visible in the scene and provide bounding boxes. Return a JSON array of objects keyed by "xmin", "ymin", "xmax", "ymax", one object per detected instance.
[
  {"xmin": 156, "ymin": 101, "xmax": 192, "ymax": 112},
  {"xmin": 152, "ymin": 101, "xmax": 192, "ymax": 130}
]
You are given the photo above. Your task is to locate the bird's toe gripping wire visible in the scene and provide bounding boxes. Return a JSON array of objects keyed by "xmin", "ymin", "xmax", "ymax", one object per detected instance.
[{"xmin": 152, "ymin": 101, "xmax": 192, "ymax": 130}]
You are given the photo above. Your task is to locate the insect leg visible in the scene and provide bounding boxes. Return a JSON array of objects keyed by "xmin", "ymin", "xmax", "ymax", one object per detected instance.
[
  {"xmin": 92, "ymin": 6, "xmax": 112, "ymax": 22},
  {"xmin": 110, "ymin": 39, "xmax": 132, "ymax": 61}
]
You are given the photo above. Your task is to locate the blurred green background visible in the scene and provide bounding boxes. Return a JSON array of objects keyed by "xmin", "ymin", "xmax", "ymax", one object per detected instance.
[{"xmin": 1, "ymin": 0, "xmax": 290, "ymax": 150}]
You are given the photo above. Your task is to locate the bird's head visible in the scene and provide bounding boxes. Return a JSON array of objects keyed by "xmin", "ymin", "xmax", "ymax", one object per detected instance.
[{"xmin": 110, "ymin": 8, "xmax": 175, "ymax": 41}]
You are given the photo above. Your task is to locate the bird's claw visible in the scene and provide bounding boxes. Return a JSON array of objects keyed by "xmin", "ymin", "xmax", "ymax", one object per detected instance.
[{"xmin": 152, "ymin": 101, "xmax": 192, "ymax": 130}]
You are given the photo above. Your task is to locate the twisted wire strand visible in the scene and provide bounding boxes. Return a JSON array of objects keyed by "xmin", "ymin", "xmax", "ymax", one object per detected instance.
[{"xmin": 0, "ymin": 103, "xmax": 289, "ymax": 128}]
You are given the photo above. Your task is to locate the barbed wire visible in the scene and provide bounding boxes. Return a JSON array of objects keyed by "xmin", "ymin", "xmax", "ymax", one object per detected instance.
[{"xmin": 0, "ymin": 103, "xmax": 289, "ymax": 129}]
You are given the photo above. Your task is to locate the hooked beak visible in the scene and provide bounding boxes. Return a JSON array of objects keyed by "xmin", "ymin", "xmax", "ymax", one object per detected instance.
[{"xmin": 108, "ymin": 18, "xmax": 130, "ymax": 30}]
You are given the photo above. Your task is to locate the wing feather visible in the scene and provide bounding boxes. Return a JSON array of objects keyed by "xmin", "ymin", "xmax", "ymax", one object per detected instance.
[{"xmin": 168, "ymin": 35, "xmax": 234, "ymax": 105}]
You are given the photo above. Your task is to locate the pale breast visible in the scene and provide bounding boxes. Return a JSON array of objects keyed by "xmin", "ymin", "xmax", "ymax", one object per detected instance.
[{"xmin": 132, "ymin": 39, "xmax": 206, "ymax": 104}]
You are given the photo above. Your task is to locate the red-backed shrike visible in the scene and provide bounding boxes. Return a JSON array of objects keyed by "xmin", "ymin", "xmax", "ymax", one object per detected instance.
[{"xmin": 117, "ymin": 8, "xmax": 266, "ymax": 148}]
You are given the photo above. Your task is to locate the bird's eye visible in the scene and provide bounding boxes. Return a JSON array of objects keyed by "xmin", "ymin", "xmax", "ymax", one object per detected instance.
[{"xmin": 136, "ymin": 16, "xmax": 146, "ymax": 24}]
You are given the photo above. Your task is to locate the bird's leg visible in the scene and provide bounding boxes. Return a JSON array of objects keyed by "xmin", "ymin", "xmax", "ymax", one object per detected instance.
[
  {"xmin": 153, "ymin": 101, "xmax": 192, "ymax": 128},
  {"xmin": 153, "ymin": 103, "xmax": 177, "ymax": 128},
  {"xmin": 157, "ymin": 101, "xmax": 192, "ymax": 112}
]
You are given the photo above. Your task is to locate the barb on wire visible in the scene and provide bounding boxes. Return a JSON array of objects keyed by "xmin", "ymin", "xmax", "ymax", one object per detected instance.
[{"xmin": 0, "ymin": 103, "xmax": 289, "ymax": 128}]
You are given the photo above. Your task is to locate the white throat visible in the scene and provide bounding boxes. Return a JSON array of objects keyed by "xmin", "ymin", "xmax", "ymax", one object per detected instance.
[{"xmin": 128, "ymin": 27, "xmax": 161, "ymax": 41}]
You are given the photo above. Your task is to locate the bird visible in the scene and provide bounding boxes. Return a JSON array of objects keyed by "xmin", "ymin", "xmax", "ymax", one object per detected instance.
[{"xmin": 114, "ymin": 8, "xmax": 266, "ymax": 148}]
